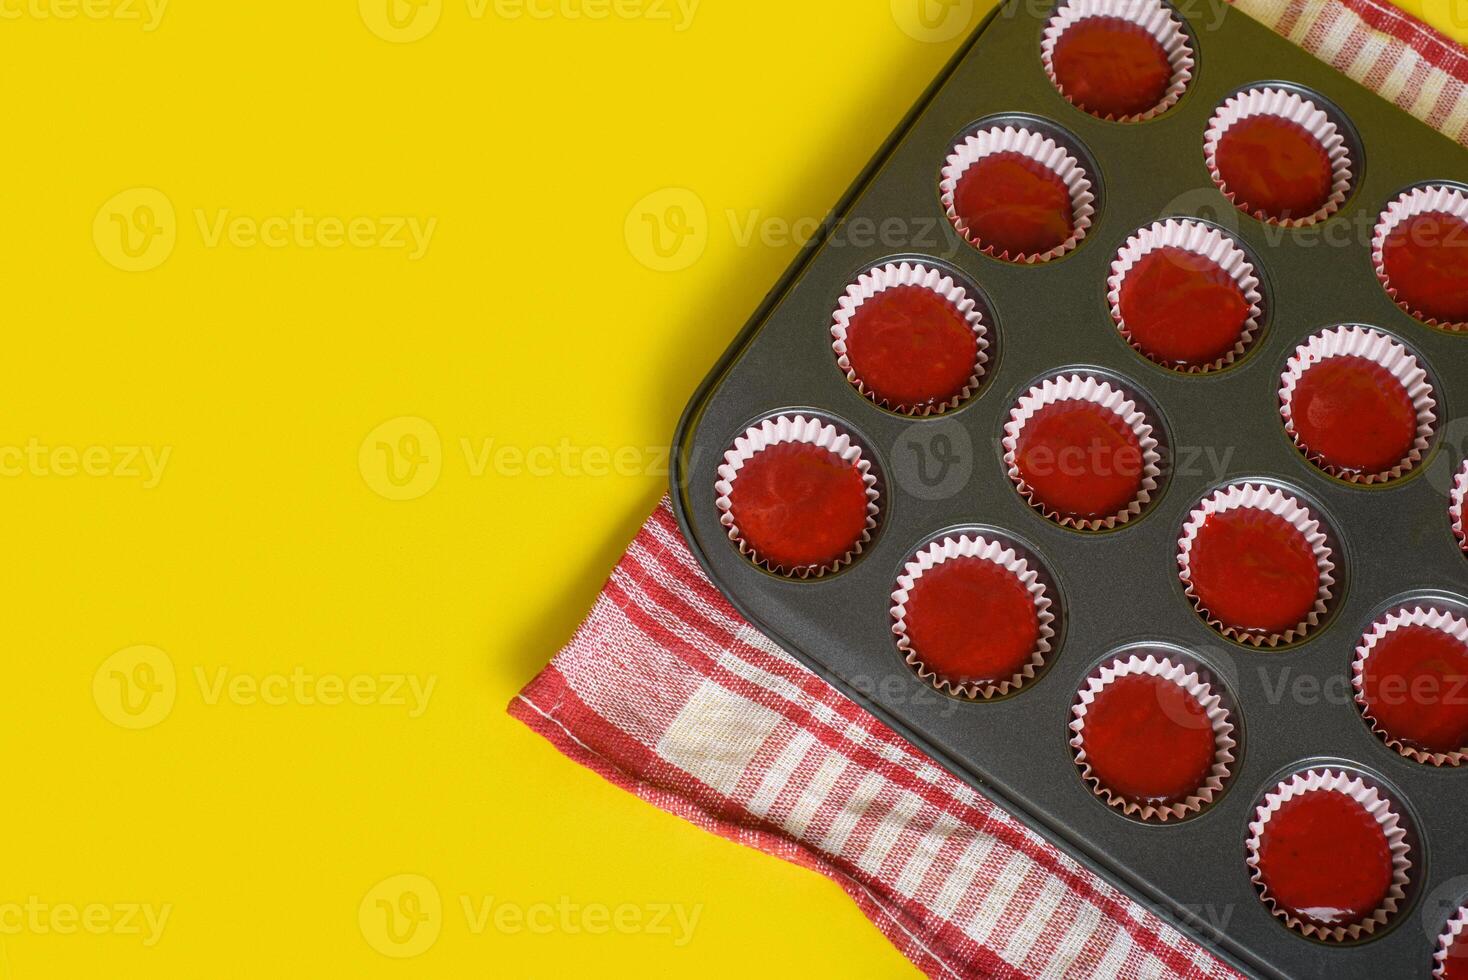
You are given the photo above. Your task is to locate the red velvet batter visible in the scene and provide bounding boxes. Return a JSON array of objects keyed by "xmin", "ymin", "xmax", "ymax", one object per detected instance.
[
  {"xmin": 1255, "ymin": 789, "xmax": 1394, "ymax": 930},
  {"xmin": 903, "ymin": 556, "xmax": 1041, "ymax": 688},
  {"xmin": 844, "ymin": 285, "xmax": 979, "ymax": 411},
  {"xmin": 1214, "ymin": 115, "xmax": 1333, "ymax": 221},
  {"xmin": 1442, "ymin": 926, "xmax": 1468, "ymax": 980},
  {"xmin": 1360, "ymin": 624, "xmax": 1468, "ymax": 755},
  {"xmin": 1081, "ymin": 673, "xmax": 1216, "ymax": 805},
  {"xmin": 1118, "ymin": 247, "xmax": 1251, "ymax": 368},
  {"xmin": 953, "ymin": 152, "xmax": 1074, "ymax": 259},
  {"xmin": 1051, "ymin": 16, "xmax": 1173, "ymax": 118},
  {"xmin": 1382, "ymin": 210, "xmax": 1468, "ymax": 324},
  {"xmin": 1290, "ymin": 355, "xmax": 1417, "ymax": 476},
  {"xmin": 1015, "ymin": 399, "xmax": 1144, "ymax": 520},
  {"xmin": 1187, "ymin": 507, "xmax": 1321, "ymax": 637},
  {"xmin": 727, "ymin": 442, "xmax": 869, "ymax": 571}
]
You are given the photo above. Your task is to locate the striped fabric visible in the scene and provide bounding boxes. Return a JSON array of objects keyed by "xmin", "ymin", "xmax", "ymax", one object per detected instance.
[
  {"xmin": 1236, "ymin": 0, "xmax": 1468, "ymax": 143},
  {"xmin": 511, "ymin": 4, "xmax": 1466, "ymax": 976},
  {"xmin": 511, "ymin": 503, "xmax": 1240, "ymax": 979}
]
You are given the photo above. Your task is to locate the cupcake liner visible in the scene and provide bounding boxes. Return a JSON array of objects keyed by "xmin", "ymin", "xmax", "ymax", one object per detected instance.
[
  {"xmin": 1177, "ymin": 483, "xmax": 1337, "ymax": 647},
  {"xmin": 1352, "ymin": 605, "xmax": 1468, "ymax": 766},
  {"xmin": 1001, "ymin": 373, "xmax": 1162, "ymax": 530},
  {"xmin": 715, "ymin": 414, "xmax": 880, "ymax": 579},
  {"xmin": 1069, "ymin": 654, "xmax": 1236, "ymax": 822},
  {"xmin": 1040, "ymin": 0, "xmax": 1195, "ymax": 122},
  {"xmin": 890, "ymin": 534, "xmax": 1056, "ymax": 699},
  {"xmin": 1106, "ymin": 218, "xmax": 1264, "ymax": 372},
  {"xmin": 1435, "ymin": 904, "xmax": 1468, "ymax": 979},
  {"xmin": 1246, "ymin": 768, "xmax": 1412, "ymax": 943},
  {"xmin": 940, "ymin": 125, "xmax": 1096, "ymax": 263},
  {"xmin": 1372, "ymin": 184, "xmax": 1468, "ymax": 332},
  {"xmin": 1279, "ymin": 325, "xmax": 1437, "ymax": 484},
  {"xmin": 830, "ymin": 261, "xmax": 990, "ymax": 417},
  {"xmin": 1204, "ymin": 87, "xmax": 1354, "ymax": 227},
  {"xmin": 1453, "ymin": 461, "xmax": 1467, "ymax": 553}
]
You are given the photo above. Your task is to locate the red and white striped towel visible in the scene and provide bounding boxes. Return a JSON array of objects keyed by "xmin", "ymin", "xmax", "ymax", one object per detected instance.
[{"xmin": 510, "ymin": 5, "xmax": 1468, "ymax": 976}]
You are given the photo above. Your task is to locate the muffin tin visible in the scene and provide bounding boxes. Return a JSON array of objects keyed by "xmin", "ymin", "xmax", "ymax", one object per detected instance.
[{"xmin": 668, "ymin": 1, "xmax": 1467, "ymax": 976}]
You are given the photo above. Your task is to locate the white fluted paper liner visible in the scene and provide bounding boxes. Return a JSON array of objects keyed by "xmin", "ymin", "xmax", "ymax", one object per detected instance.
[
  {"xmin": 1453, "ymin": 461, "xmax": 1467, "ymax": 553},
  {"xmin": 1280, "ymin": 325, "xmax": 1437, "ymax": 484},
  {"xmin": 1001, "ymin": 373, "xmax": 1161, "ymax": 530},
  {"xmin": 830, "ymin": 262, "xmax": 990, "ymax": 416},
  {"xmin": 1177, "ymin": 483, "xmax": 1336, "ymax": 647},
  {"xmin": 1435, "ymin": 905, "xmax": 1468, "ymax": 979},
  {"xmin": 1352, "ymin": 605, "xmax": 1468, "ymax": 766},
  {"xmin": 1106, "ymin": 218, "xmax": 1264, "ymax": 372},
  {"xmin": 715, "ymin": 414, "xmax": 880, "ymax": 579},
  {"xmin": 1040, "ymin": 0, "xmax": 1194, "ymax": 122},
  {"xmin": 1372, "ymin": 184, "xmax": 1468, "ymax": 331},
  {"xmin": 1069, "ymin": 654, "xmax": 1235, "ymax": 822},
  {"xmin": 1204, "ymin": 87, "xmax": 1353, "ymax": 227},
  {"xmin": 1246, "ymin": 768, "xmax": 1412, "ymax": 943},
  {"xmin": 940, "ymin": 126, "xmax": 1095, "ymax": 263},
  {"xmin": 890, "ymin": 534, "xmax": 1055, "ymax": 699}
]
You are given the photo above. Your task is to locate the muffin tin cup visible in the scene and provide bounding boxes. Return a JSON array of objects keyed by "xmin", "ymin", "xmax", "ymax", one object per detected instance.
[
  {"xmin": 1352, "ymin": 605, "xmax": 1468, "ymax": 767},
  {"xmin": 1107, "ymin": 218, "xmax": 1264, "ymax": 373},
  {"xmin": 1204, "ymin": 86, "xmax": 1354, "ymax": 228},
  {"xmin": 1001, "ymin": 372, "xmax": 1162, "ymax": 530},
  {"xmin": 1372, "ymin": 184, "xmax": 1468, "ymax": 332},
  {"xmin": 890, "ymin": 533, "xmax": 1056, "ymax": 700},
  {"xmin": 1177, "ymin": 483, "xmax": 1337, "ymax": 648},
  {"xmin": 1069, "ymin": 654, "xmax": 1236, "ymax": 822},
  {"xmin": 714, "ymin": 414, "xmax": 880, "ymax": 579},
  {"xmin": 939, "ymin": 125, "xmax": 1095, "ymax": 263},
  {"xmin": 1436, "ymin": 905, "xmax": 1468, "ymax": 979},
  {"xmin": 1453, "ymin": 461, "xmax": 1467, "ymax": 553},
  {"xmin": 1279, "ymin": 325, "xmax": 1438, "ymax": 484},
  {"xmin": 830, "ymin": 261, "xmax": 990, "ymax": 417},
  {"xmin": 1040, "ymin": 0, "xmax": 1195, "ymax": 122},
  {"xmin": 1246, "ymin": 769, "xmax": 1412, "ymax": 943}
]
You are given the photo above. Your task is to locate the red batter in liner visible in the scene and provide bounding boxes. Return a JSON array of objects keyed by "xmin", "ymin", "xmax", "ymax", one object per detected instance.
[
  {"xmin": 843, "ymin": 285, "xmax": 980, "ymax": 411},
  {"xmin": 1382, "ymin": 210, "xmax": 1468, "ymax": 325},
  {"xmin": 1360, "ymin": 623, "xmax": 1468, "ymax": 757},
  {"xmin": 1080, "ymin": 672, "xmax": 1216, "ymax": 806},
  {"xmin": 1014, "ymin": 399, "xmax": 1145, "ymax": 521},
  {"xmin": 1289, "ymin": 355, "xmax": 1418, "ymax": 477},
  {"xmin": 1442, "ymin": 923, "xmax": 1468, "ymax": 980},
  {"xmin": 1051, "ymin": 16, "xmax": 1173, "ymax": 119},
  {"xmin": 902, "ymin": 556, "xmax": 1041, "ymax": 689},
  {"xmin": 1118, "ymin": 247, "xmax": 1252, "ymax": 368},
  {"xmin": 727, "ymin": 442, "xmax": 869, "ymax": 572},
  {"xmin": 1255, "ymin": 789, "xmax": 1394, "ymax": 931},
  {"xmin": 1187, "ymin": 507, "xmax": 1321, "ymax": 638},
  {"xmin": 1215, "ymin": 115, "xmax": 1333, "ymax": 221},
  {"xmin": 953, "ymin": 152, "xmax": 1074, "ymax": 259}
]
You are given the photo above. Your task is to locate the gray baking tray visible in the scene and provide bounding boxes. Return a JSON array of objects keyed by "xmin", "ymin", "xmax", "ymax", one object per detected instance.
[{"xmin": 669, "ymin": 2, "xmax": 1468, "ymax": 976}]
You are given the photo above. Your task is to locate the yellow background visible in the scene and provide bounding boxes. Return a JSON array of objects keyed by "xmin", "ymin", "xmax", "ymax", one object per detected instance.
[{"xmin": 3, "ymin": 0, "xmax": 1462, "ymax": 976}]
